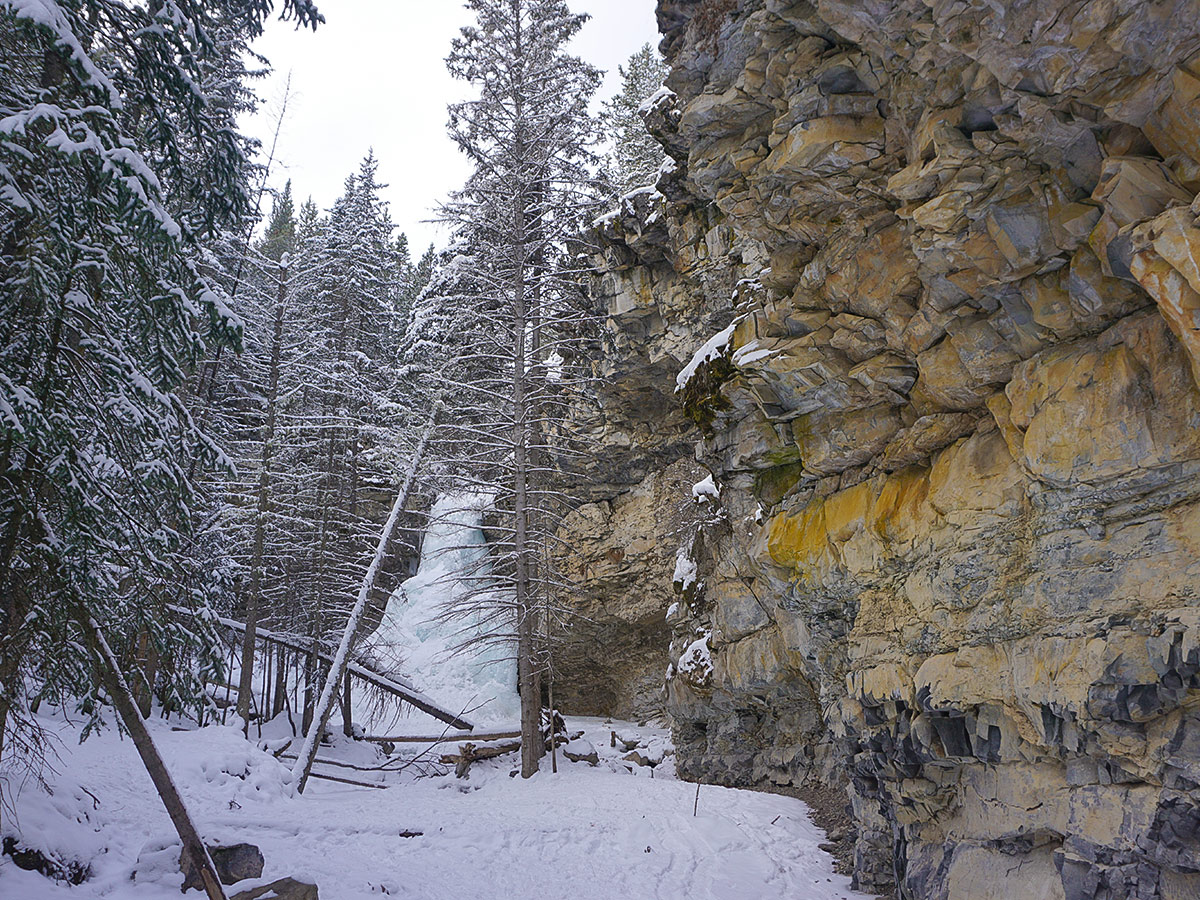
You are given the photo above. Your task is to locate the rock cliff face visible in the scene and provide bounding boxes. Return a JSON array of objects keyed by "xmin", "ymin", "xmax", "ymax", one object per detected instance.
[{"xmin": 568, "ymin": 0, "xmax": 1200, "ymax": 897}]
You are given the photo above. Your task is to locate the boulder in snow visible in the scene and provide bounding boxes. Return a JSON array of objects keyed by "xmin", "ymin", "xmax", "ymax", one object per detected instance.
[
  {"xmin": 181, "ymin": 842, "xmax": 264, "ymax": 890},
  {"xmin": 563, "ymin": 739, "xmax": 599, "ymax": 765},
  {"xmin": 612, "ymin": 729, "xmax": 641, "ymax": 751},
  {"xmin": 2, "ymin": 837, "xmax": 91, "ymax": 885},
  {"xmin": 623, "ymin": 746, "xmax": 664, "ymax": 768}
]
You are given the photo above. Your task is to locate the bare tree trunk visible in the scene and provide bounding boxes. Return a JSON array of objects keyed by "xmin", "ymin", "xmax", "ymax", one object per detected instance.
[
  {"xmin": 80, "ymin": 614, "xmax": 227, "ymax": 900},
  {"xmin": 272, "ymin": 646, "xmax": 287, "ymax": 718},
  {"xmin": 238, "ymin": 266, "xmax": 289, "ymax": 734},
  {"xmin": 509, "ymin": 32, "xmax": 542, "ymax": 775},
  {"xmin": 133, "ymin": 629, "xmax": 159, "ymax": 719},
  {"xmin": 0, "ymin": 507, "xmax": 29, "ymax": 821},
  {"xmin": 509, "ymin": 4, "xmax": 547, "ymax": 780},
  {"xmin": 545, "ymin": 608, "xmax": 557, "ymax": 774},
  {"xmin": 302, "ymin": 649, "xmax": 316, "ymax": 735}
]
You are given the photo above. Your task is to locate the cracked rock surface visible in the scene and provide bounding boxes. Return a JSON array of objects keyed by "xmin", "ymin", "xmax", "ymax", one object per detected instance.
[{"xmin": 563, "ymin": 1, "xmax": 1200, "ymax": 897}]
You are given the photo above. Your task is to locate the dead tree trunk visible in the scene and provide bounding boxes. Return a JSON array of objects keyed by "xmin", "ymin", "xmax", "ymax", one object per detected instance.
[
  {"xmin": 509, "ymin": 38, "xmax": 543, "ymax": 779},
  {"xmin": 272, "ymin": 646, "xmax": 287, "ymax": 719},
  {"xmin": 341, "ymin": 670, "xmax": 353, "ymax": 738},
  {"xmin": 80, "ymin": 613, "xmax": 227, "ymax": 900},
  {"xmin": 302, "ymin": 648, "xmax": 315, "ymax": 735}
]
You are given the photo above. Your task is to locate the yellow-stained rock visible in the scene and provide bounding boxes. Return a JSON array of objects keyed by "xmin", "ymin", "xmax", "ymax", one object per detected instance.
[{"xmin": 582, "ymin": 4, "xmax": 1200, "ymax": 899}]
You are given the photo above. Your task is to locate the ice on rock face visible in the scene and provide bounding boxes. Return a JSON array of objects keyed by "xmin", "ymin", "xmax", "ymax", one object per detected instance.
[{"xmin": 371, "ymin": 492, "xmax": 520, "ymax": 729}]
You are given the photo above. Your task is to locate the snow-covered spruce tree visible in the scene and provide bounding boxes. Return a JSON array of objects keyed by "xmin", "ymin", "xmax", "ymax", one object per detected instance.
[
  {"xmin": 221, "ymin": 183, "xmax": 300, "ymax": 732},
  {"xmin": 439, "ymin": 0, "xmax": 602, "ymax": 778},
  {"xmin": 600, "ymin": 42, "xmax": 669, "ymax": 197},
  {"xmin": 0, "ymin": 0, "xmax": 319, "ymax": 825},
  {"xmin": 261, "ymin": 157, "xmax": 409, "ymax": 731},
  {"xmin": 190, "ymin": 178, "xmax": 310, "ymax": 736}
]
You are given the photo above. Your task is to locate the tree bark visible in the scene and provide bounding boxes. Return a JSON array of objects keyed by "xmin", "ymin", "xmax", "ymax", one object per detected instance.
[
  {"xmin": 509, "ymin": 1, "xmax": 544, "ymax": 781},
  {"xmin": 302, "ymin": 649, "xmax": 315, "ymax": 735},
  {"xmin": 272, "ymin": 646, "xmax": 287, "ymax": 719},
  {"xmin": 133, "ymin": 628, "xmax": 159, "ymax": 719},
  {"xmin": 80, "ymin": 614, "xmax": 227, "ymax": 900}
]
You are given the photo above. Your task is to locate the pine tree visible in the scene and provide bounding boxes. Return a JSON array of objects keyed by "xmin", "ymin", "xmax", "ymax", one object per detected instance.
[
  {"xmin": 234, "ymin": 184, "xmax": 298, "ymax": 732},
  {"xmin": 439, "ymin": 0, "xmax": 602, "ymax": 778},
  {"xmin": 0, "ymin": 0, "xmax": 320, "ymax": 840},
  {"xmin": 218, "ymin": 158, "xmax": 408, "ymax": 732},
  {"xmin": 600, "ymin": 43, "xmax": 669, "ymax": 196}
]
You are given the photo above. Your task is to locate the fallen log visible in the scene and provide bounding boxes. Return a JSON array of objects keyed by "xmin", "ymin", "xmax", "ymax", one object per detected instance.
[
  {"xmin": 79, "ymin": 614, "xmax": 229, "ymax": 900},
  {"xmin": 194, "ymin": 611, "xmax": 474, "ymax": 730},
  {"xmin": 277, "ymin": 753, "xmax": 385, "ymax": 774},
  {"xmin": 364, "ymin": 730, "xmax": 520, "ymax": 745},
  {"xmin": 440, "ymin": 739, "xmax": 522, "ymax": 778},
  {"xmin": 302, "ymin": 770, "xmax": 388, "ymax": 790}
]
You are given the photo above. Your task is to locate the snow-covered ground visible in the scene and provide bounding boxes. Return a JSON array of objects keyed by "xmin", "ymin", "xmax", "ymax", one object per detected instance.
[
  {"xmin": 1, "ymin": 710, "xmax": 871, "ymax": 900},
  {"xmin": 3, "ymin": 495, "xmax": 870, "ymax": 899}
]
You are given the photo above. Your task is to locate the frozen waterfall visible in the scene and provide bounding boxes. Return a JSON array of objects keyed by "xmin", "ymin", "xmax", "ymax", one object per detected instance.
[{"xmin": 371, "ymin": 492, "xmax": 520, "ymax": 730}]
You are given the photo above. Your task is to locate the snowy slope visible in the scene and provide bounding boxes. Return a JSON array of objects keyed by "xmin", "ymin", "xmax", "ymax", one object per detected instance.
[{"xmin": 0, "ymin": 712, "xmax": 872, "ymax": 900}]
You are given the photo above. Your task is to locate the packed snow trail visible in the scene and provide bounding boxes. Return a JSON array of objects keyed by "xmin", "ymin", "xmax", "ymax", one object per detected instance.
[
  {"xmin": 368, "ymin": 491, "xmax": 521, "ymax": 730},
  {"xmin": 0, "ymin": 714, "xmax": 871, "ymax": 900}
]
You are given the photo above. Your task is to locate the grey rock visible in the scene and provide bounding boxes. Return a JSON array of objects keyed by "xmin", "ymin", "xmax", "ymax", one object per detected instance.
[
  {"xmin": 563, "ymin": 2, "xmax": 1200, "ymax": 899},
  {"xmin": 181, "ymin": 842, "xmax": 264, "ymax": 890}
]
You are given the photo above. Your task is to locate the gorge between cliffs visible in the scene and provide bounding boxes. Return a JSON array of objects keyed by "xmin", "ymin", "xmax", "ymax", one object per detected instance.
[
  {"xmin": 5, "ymin": 1, "xmax": 1200, "ymax": 898},
  {"xmin": 557, "ymin": 2, "xmax": 1200, "ymax": 898}
]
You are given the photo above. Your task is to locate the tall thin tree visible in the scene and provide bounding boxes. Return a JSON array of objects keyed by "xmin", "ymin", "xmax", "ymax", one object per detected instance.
[{"xmin": 438, "ymin": 0, "xmax": 601, "ymax": 778}]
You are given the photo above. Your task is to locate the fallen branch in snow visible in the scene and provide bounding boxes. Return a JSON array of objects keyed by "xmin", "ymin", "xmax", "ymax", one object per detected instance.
[
  {"xmin": 278, "ymin": 753, "xmax": 390, "ymax": 774},
  {"xmin": 363, "ymin": 730, "xmax": 520, "ymax": 744},
  {"xmin": 299, "ymin": 770, "xmax": 388, "ymax": 790},
  {"xmin": 270, "ymin": 739, "xmax": 293, "ymax": 759}
]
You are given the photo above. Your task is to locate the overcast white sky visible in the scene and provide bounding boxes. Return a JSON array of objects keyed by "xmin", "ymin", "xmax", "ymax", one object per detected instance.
[{"xmin": 243, "ymin": 1, "xmax": 661, "ymax": 253}]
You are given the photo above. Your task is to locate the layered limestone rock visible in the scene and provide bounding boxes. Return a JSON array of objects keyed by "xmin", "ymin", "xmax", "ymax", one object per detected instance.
[{"xmin": 570, "ymin": 1, "xmax": 1200, "ymax": 897}]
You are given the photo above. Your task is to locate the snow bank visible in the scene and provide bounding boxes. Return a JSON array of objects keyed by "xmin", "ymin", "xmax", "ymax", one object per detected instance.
[{"xmin": 198, "ymin": 743, "xmax": 294, "ymax": 803}]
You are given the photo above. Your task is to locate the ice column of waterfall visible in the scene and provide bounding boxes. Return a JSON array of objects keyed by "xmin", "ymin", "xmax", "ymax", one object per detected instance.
[{"xmin": 374, "ymin": 492, "xmax": 521, "ymax": 728}]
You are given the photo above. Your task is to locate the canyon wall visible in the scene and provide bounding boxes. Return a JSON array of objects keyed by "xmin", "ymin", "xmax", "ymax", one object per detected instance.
[{"xmin": 566, "ymin": 0, "xmax": 1200, "ymax": 897}]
